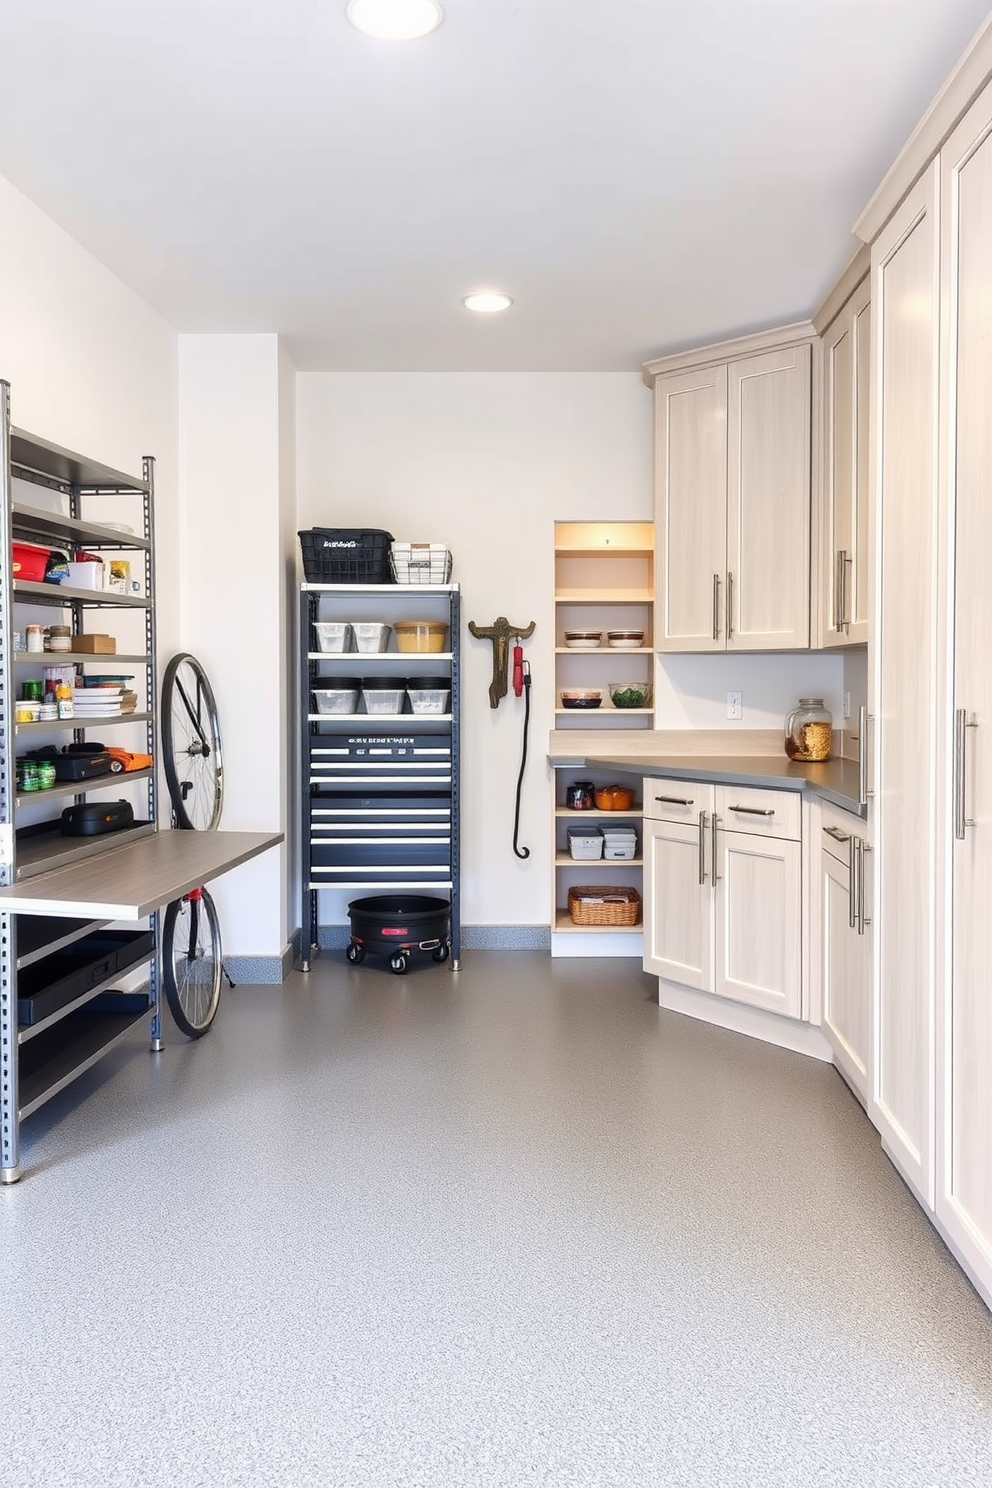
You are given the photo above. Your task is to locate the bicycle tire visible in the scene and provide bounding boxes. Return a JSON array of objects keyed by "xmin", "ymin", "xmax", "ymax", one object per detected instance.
[
  {"xmin": 163, "ymin": 887, "xmax": 223, "ymax": 1038},
  {"xmin": 161, "ymin": 653, "xmax": 224, "ymax": 831}
]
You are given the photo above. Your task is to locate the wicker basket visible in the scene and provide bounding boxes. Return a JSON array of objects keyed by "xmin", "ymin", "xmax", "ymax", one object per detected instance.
[{"xmin": 567, "ymin": 885, "xmax": 641, "ymax": 926}]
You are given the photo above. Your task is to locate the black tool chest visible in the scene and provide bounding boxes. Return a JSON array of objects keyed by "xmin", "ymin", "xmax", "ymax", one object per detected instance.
[{"xmin": 298, "ymin": 584, "xmax": 460, "ymax": 968}]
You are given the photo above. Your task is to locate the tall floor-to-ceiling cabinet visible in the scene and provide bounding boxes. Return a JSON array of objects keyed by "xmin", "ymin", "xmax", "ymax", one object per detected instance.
[{"xmin": 870, "ymin": 76, "xmax": 992, "ymax": 1306}]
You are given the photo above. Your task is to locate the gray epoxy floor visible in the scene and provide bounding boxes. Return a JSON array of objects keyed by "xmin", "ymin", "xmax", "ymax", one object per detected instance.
[{"xmin": 1, "ymin": 952, "xmax": 991, "ymax": 1488}]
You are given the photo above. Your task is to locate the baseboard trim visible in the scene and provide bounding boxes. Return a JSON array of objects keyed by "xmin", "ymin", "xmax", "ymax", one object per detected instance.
[
  {"xmin": 656, "ymin": 979, "xmax": 834, "ymax": 1062},
  {"xmin": 225, "ymin": 942, "xmax": 294, "ymax": 985}
]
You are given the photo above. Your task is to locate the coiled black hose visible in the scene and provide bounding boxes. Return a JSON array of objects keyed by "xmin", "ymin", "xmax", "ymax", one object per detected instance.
[{"xmin": 512, "ymin": 664, "xmax": 531, "ymax": 860}]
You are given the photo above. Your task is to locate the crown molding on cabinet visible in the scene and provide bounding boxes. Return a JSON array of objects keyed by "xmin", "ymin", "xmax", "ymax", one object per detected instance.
[
  {"xmin": 854, "ymin": 12, "xmax": 992, "ymax": 244},
  {"xmin": 811, "ymin": 243, "xmax": 871, "ymax": 335},
  {"xmin": 641, "ymin": 320, "xmax": 816, "ymax": 389}
]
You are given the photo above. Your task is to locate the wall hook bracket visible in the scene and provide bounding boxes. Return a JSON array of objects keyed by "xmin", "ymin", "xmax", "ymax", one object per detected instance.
[{"xmin": 467, "ymin": 616, "xmax": 536, "ymax": 708}]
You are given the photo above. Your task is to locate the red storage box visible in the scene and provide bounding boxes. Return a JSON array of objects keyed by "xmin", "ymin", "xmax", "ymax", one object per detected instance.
[{"xmin": 11, "ymin": 542, "xmax": 51, "ymax": 582}]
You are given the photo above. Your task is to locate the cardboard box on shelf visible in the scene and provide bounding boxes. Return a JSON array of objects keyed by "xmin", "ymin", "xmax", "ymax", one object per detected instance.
[{"xmin": 74, "ymin": 635, "xmax": 116, "ymax": 654}]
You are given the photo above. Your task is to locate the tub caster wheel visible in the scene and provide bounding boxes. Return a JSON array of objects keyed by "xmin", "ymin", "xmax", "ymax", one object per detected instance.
[
  {"xmin": 346, "ymin": 943, "xmax": 365, "ymax": 965},
  {"xmin": 431, "ymin": 944, "xmax": 450, "ymax": 963},
  {"xmin": 389, "ymin": 953, "xmax": 409, "ymax": 975}
]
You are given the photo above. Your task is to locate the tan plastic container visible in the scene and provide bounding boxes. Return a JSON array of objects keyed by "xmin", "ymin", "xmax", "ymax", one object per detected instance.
[{"xmin": 393, "ymin": 621, "xmax": 448, "ymax": 654}]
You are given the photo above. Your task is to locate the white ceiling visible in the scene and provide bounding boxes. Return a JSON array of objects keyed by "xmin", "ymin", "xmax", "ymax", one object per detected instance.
[{"xmin": 0, "ymin": 0, "xmax": 988, "ymax": 371}]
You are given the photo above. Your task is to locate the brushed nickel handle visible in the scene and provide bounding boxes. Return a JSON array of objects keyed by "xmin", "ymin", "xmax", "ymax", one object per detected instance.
[
  {"xmin": 848, "ymin": 833, "xmax": 857, "ymax": 931},
  {"xmin": 655, "ymin": 794, "xmax": 694, "ymax": 807},
  {"xmin": 859, "ymin": 841, "xmax": 872, "ymax": 933},
  {"xmin": 726, "ymin": 570, "xmax": 734, "ymax": 641},
  {"xmin": 712, "ymin": 574, "xmax": 721, "ymax": 641},
  {"xmin": 834, "ymin": 548, "xmax": 845, "ymax": 632},
  {"xmin": 729, "ymin": 805, "xmax": 774, "ymax": 816},
  {"xmin": 824, "ymin": 825, "xmax": 850, "ymax": 843},
  {"xmin": 843, "ymin": 551, "xmax": 854, "ymax": 629},
  {"xmin": 954, "ymin": 708, "xmax": 978, "ymax": 839},
  {"xmin": 858, "ymin": 706, "xmax": 873, "ymax": 805},
  {"xmin": 711, "ymin": 812, "xmax": 720, "ymax": 886},
  {"xmin": 698, "ymin": 809, "xmax": 707, "ymax": 886}
]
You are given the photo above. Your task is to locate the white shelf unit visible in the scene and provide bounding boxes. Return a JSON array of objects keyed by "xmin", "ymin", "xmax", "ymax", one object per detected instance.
[
  {"xmin": 551, "ymin": 521, "xmax": 653, "ymax": 954},
  {"xmin": 298, "ymin": 581, "xmax": 460, "ymax": 968}
]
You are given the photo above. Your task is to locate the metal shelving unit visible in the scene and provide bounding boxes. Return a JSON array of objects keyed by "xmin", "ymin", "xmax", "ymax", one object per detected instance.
[
  {"xmin": 0, "ymin": 384, "xmax": 284, "ymax": 1181},
  {"xmin": 298, "ymin": 581, "xmax": 461, "ymax": 970}
]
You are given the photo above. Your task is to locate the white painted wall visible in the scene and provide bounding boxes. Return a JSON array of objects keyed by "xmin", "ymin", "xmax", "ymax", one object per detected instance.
[
  {"xmin": 177, "ymin": 335, "xmax": 294, "ymax": 957},
  {"xmin": 0, "ymin": 174, "xmax": 180, "ymax": 649}
]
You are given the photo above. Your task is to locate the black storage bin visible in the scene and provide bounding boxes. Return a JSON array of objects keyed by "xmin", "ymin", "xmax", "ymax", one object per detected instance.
[
  {"xmin": 17, "ymin": 930, "xmax": 156, "ymax": 1027},
  {"xmin": 298, "ymin": 528, "xmax": 394, "ymax": 584}
]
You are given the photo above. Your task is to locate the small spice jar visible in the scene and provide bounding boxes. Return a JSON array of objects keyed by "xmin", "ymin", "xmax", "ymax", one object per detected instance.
[
  {"xmin": 22, "ymin": 679, "xmax": 43, "ymax": 701},
  {"xmin": 35, "ymin": 760, "xmax": 57, "ymax": 790},
  {"xmin": 16, "ymin": 761, "xmax": 39, "ymax": 792},
  {"xmin": 25, "ymin": 625, "xmax": 44, "ymax": 653},
  {"xmin": 785, "ymin": 698, "xmax": 833, "ymax": 761}
]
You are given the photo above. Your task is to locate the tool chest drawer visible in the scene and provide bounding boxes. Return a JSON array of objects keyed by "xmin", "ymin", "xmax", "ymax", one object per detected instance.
[
  {"xmin": 309, "ymin": 732, "xmax": 452, "ymax": 786},
  {"xmin": 310, "ymin": 790, "xmax": 451, "ymax": 837}
]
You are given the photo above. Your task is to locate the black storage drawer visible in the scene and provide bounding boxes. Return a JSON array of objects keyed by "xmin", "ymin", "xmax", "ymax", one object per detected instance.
[
  {"xmin": 17, "ymin": 930, "xmax": 155, "ymax": 1027},
  {"xmin": 310, "ymin": 733, "xmax": 452, "ymax": 785},
  {"xmin": 310, "ymin": 790, "xmax": 451, "ymax": 839},
  {"xmin": 310, "ymin": 840, "xmax": 451, "ymax": 869}
]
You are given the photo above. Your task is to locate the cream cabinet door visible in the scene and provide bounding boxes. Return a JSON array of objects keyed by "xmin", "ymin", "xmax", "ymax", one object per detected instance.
[
  {"xmin": 821, "ymin": 835, "xmax": 870, "ymax": 1099},
  {"xmin": 821, "ymin": 283, "xmax": 871, "ymax": 648},
  {"xmin": 940, "ymin": 82, "xmax": 992, "ymax": 1294},
  {"xmin": 871, "ymin": 162, "xmax": 940, "ymax": 1208},
  {"xmin": 642, "ymin": 815, "xmax": 712, "ymax": 988},
  {"xmin": 712, "ymin": 824, "xmax": 802, "ymax": 1017},
  {"xmin": 726, "ymin": 345, "xmax": 812, "ymax": 650},
  {"xmin": 654, "ymin": 365, "xmax": 727, "ymax": 652}
]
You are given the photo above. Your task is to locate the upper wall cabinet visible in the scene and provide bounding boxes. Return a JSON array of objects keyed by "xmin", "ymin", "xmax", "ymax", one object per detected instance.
[
  {"xmin": 815, "ymin": 256, "xmax": 871, "ymax": 648},
  {"xmin": 643, "ymin": 329, "xmax": 814, "ymax": 653}
]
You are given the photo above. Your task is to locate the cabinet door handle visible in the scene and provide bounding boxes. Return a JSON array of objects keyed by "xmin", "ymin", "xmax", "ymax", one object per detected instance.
[
  {"xmin": 858, "ymin": 706, "xmax": 873, "ymax": 805},
  {"xmin": 859, "ymin": 841, "xmax": 871, "ymax": 933},
  {"xmin": 712, "ymin": 574, "xmax": 721, "ymax": 641},
  {"xmin": 834, "ymin": 548, "xmax": 847, "ymax": 632},
  {"xmin": 711, "ymin": 812, "xmax": 720, "ymax": 885},
  {"xmin": 655, "ymin": 794, "xmax": 694, "ymax": 807},
  {"xmin": 849, "ymin": 834, "xmax": 858, "ymax": 931},
  {"xmin": 954, "ymin": 708, "xmax": 978, "ymax": 839},
  {"xmin": 729, "ymin": 805, "xmax": 774, "ymax": 816},
  {"xmin": 843, "ymin": 552, "xmax": 854, "ymax": 629},
  {"xmin": 698, "ymin": 809, "xmax": 708, "ymax": 886},
  {"xmin": 824, "ymin": 825, "xmax": 850, "ymax": 842},
  {"xmin": 726, "ymin": 571, "xmax": 734, "ymax": 641}
]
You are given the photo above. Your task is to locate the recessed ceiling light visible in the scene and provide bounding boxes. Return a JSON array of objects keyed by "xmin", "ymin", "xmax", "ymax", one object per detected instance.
[
  {"xmin": 463, "ymin": 292, "xmax": 513, "ymax": 314},
  {"xmin": 346, "ymin": 0, "xmax": 443, "ymax": 40}
]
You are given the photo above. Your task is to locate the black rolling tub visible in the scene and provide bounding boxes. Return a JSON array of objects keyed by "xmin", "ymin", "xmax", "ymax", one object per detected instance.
[{"xmin": 346, "ymin": 894, "xmax": 451, "ymax": 975}]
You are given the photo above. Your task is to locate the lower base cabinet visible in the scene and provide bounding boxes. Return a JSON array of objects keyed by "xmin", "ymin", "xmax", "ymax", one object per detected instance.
[
  {"xmin": 819, "ymin": 805, "xmax": 871, "ymax": 1101},
  {"xmin": 642, "ymin": 777, "xmax": 802, "ymax": 1019}
]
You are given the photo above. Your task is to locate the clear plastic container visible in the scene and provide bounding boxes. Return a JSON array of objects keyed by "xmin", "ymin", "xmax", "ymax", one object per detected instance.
[
  {"xmin": 312, "ymin": 680, "xmax": 360, "ymax": 714},
  {"xmin": 406, "ymin": 676, "xmax": 450, "ymax": 715},
  {"xmin": 313, "ymin": 621, "xmax": 352, "ymax": 654},
  {"xmin": 567, "ymin": 826, "xmax": 604, "ymax": 861},
  {"xmin": 352, "ymin": 622, "xmax": 392, "ymax": 654},
  {"xmin": 361, "ymin": 680, "xmax": 406, "ymax": 714},
  {"xmin": 785, "ymin": 697, "xmax": 832, "ymax": 761},
  {"xmin": 393, "ymin": 621, "xmax": 448, "ymax": 654}
]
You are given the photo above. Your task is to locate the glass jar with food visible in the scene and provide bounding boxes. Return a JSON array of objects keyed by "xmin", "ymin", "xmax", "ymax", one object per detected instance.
[{"xmin": 784, "ymin": 698, "xmax": 832, "ymax": 761}]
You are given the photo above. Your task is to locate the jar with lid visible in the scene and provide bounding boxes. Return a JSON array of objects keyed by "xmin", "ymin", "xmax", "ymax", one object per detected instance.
[
  {"xmin": 47, "ymin": 624, "xmax": 72, "ymax": 653},
  {"xmin": 25, "ymin": 625, "xmax": 44, "ymax": 654},
  {"xmin": 784, "ymin": 698, "xmax": 832, "ymax": 761},
  {"xmin": 35, "ymin": 760, "xmax": 56, "ymax": 790}
]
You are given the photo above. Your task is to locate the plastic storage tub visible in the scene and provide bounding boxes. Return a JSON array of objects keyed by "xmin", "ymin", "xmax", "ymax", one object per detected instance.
[
  {"xmin": 313, "ymin": 621, "xmax": 352, "ymax": 653},
  {"xmin": 393, "ymin": 621, "xmax": 448, "ymax": 654},
  {"xmin": 567, "ymin": 825, "xmax": 604, "ymax": 861},
  {"xmin": 312, "ymin": 678, "xmax": 360, "ymax": 714},
  {"xmin": 352, "ymin": 621, "xmax": 391, "ymax": 654},
  {"xmin": 361, "ymin": 678, "xmax": 406, "ymax": 714},
  {"xmin": 406, "ymin": 676, "xmax": 450, "ymax": 715}
]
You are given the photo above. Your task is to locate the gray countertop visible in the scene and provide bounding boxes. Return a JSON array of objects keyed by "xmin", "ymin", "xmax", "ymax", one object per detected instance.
[{"xmin": 563, "ymin": 752, "xmax": 865, "ymax": 818}]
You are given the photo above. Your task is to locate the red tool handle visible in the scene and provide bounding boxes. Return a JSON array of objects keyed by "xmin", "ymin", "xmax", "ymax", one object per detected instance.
[{"xmin": 513, "ymin": 642, "xmax": 524, "ymax": 698}]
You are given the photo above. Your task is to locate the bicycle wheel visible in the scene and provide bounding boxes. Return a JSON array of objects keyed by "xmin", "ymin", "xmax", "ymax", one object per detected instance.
[
  {"xmin": 161, "ymin": 653, "xmax": 224, "ymax": 831},
  {"xmin": 162, "ymin": 887, "xmax": 223, "ymax": 1038}
]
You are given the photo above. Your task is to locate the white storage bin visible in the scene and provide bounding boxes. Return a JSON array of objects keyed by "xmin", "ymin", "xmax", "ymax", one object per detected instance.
[
  {"xmin": 407, "ymin": 687, "xmax": 450, "ymax": 715},
  {"xmin": 604, "ymin": 842, "xmax": 637, "ymax": 860},
  {"xmin": 66, "ymin": 560, "xmax": 104, "ymax": 590},
  {"xmin": 389, "ymin": 542, "xmax": 452, "ymax": 584},
  {"xmin": 313, "ymin": 621, "xmax": 351, "ymax": 654},
  {"xmin": 313, "ymin": 685, "xmax": 359, "ymax": 714},
  {"xmin": 361, "ymin": 684, "xmax": 405, "ymax": 715},
  {"xmin": 567, "ymin": 826, "xmax": 604, "ymax": 861},
  {"xmin": 352, "ymin": 622, "xmax": 391, "ymax": 654}
]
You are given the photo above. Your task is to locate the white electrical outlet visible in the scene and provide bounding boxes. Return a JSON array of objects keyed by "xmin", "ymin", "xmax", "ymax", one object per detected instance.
[
  {"xmin": 727, "ymin": 691, "xmax": 742, "ymax": 721},
  {"xmin": 843, "ymin": 691, "xmax": 851, "ymax": 720}
]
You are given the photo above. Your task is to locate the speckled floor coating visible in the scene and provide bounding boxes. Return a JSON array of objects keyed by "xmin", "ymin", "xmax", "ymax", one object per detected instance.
[{"xmin": 1, "ymin": 952, "xmax": 990, "ymax": 1488}]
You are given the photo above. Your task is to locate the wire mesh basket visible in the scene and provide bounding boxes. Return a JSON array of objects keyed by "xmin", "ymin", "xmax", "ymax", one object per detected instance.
[
  {"xmin": 567, "ymin": 885, "xmax": 641, "ymax": 926},
  {"xmin": 389, "ymin": 542, "xmax": 453, "ymax": 585},
  {"xmin": 299, "ymin": 528, "xmax": 394, "ymax": 584}
]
